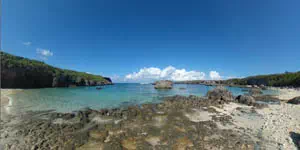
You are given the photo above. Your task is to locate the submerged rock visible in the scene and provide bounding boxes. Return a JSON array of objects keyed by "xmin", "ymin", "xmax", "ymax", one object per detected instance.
[
  {"xmin": 154, "ymin": 80, "xmax": 173, "ymax": 89},
  {"xmin": 249, "ymin": 88, "xmax": 263, "ymax": 96},
  {"xmin": 287, "ymin": 96, "xmax": 300, "ymax": 104},
  {"xmin": 253, "ymin": 95, "xmax": 281, "ymax": 104},
  {"xmin": 235, "ymin": 95, "xmax": 256, "ymax": 106},
  {"xmin": 206, "ymin": 86, "xmax": 234, "ymax": 103}
]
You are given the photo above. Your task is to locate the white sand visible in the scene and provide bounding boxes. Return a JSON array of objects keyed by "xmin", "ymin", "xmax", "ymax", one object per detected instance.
[
  {"xmin": 212, "ymin": 102, "xmax": 300, "ymax": 150},
  {"xmin": 269, "ymin": 87, "xmax": 300, "ymax": 100}
]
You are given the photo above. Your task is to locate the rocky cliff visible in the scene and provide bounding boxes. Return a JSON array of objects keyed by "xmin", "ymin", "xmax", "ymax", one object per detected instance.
[{"xmin": 1, "ymin": 51, "xmax": 112, "ymax": 88}]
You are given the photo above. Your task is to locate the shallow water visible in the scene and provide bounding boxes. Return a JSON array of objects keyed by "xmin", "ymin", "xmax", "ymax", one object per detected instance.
[{"xmin": 7, "ymin": 83, "xmax": 279, "ymax": 113}]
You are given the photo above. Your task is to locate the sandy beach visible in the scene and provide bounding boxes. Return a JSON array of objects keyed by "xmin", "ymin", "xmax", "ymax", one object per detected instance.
[
  {"xmin": 212, "ymin": 102, "xmax": 300, "ymax": 150},
  {"xmin": 269, "ymin": 87, "xmax": 300, "ymax": 100}
]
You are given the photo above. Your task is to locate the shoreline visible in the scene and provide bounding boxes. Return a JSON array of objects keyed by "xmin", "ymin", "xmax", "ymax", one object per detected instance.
[
  {"xmin": 0, "ymin": 94, "xmax": 299, "ymax": 149},
  {"xmin": 0, "ymin": 87, "xmax": 299, "ymax": 149},
  {"xmin": 268, "ymin": 87, "xmax": 300, "ymax": 100},
  {"xmin": 1, "ymin": 89, "xmax": 18, "ymax": 107},
  {"xmin": 1, "ymin": 86, "xmax": 299, "ymax": 105},
  {"xmin": 0, "ymin": 89, "xmax": 23, "ymax": 115}
]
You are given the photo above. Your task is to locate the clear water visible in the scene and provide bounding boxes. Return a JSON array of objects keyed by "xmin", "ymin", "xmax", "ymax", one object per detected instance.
[{"xmin": 7, "ymin": 83, "xmax": 279, "ymax": 113}]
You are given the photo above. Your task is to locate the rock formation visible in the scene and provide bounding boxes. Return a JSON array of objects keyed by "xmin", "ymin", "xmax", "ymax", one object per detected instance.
[
  {"xmin": 235, "ymin": 95, "xmax": 256, "ymax": 106},
  {"xmin": 154, "ymin": 80, "xmax": 173, "ymax": 89},
  {"xmin": 206, "ymin": 86, "xmax": 233, "ymax": 103}
]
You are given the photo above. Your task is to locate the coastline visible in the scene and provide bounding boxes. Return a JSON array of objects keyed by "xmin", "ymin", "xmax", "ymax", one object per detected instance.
[
  {"xmin": 268, "ymin": 87, "xmax": 300, "ymax": 100},
  {"xmin": 0, "ymin": 87, "xmax": 299, "ymax": 149}
]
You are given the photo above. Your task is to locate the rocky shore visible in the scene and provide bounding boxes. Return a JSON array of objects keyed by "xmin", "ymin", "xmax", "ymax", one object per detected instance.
[{"xmin": 1, "ymin": 87, "xmax": 299, "ymax": 150}]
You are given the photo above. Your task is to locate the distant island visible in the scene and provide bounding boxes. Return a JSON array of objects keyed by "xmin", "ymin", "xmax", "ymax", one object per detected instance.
[
  {"xmin": 176, "ymin": 72, "xmax": 300, "ymax": 88},
  {"xmin": 0, "ymin": 51, "xmax": 112, "ymax": 88}
]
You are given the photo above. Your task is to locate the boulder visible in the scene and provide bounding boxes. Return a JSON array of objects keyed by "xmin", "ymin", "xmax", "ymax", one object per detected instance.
[
  {"xmin": 249, "ymin": 88, "xmax": 263, "ymax": 96},
  {"xmin": 235, "ymin": 95, "xmax": 256, "ymax": 105},
  {"xmin": 287, "ymin": 96, "xmax": 300, "ymax": 104},
  {"xmin": 206, "ymin": 86, "xmax": 233, "ymax": 102},
  {"xmin": 154, "ymin": 80, "xmax": 173, "ymax": 89}
]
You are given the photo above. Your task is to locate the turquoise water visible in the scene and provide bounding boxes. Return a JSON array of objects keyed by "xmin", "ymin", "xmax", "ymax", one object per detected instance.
[{"xmin": 8, "ymin": 83, "xmax": 279, "ymax": 113}]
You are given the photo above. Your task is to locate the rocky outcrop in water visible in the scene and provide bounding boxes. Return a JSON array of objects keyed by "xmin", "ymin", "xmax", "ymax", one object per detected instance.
[
  {"xmin": 249, "ymin": 88, "xmax": 263, "ymax": 96},
  {"xmin": 206, "ymin": 86, "xmax": 234, "ymax": 103},
  {"xmin": 235, "ymin": 95, "xmax": 256, "ymax": 106},
  {"xmin": 154, "ymin": 80, "xmax": 173, "ymax": 89}
]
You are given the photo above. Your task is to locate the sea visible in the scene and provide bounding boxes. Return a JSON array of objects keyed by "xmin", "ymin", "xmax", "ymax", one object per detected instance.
[{"xmin": 6, "ymin": 83, "xmax": 279, "ymax": 113}]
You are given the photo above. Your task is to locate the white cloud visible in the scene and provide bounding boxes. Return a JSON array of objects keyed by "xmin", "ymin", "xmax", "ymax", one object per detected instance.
[
  {"xmin": 209, "ymin": 71, "xmax": 221, "ymax": 80},
  {"xmin": 225, "ymin": 76, "xmax": 243, "ymax": 79},
  {"xmin": 22, "ymin": 42, "xmax": 31, "ymax": 46},
  {"xmin": 125, "ymin": 66, "xmax": 206, "ymax": 83},
  {"xmin": 36, "ymin": 48, "xmax": 53, "ymax": 60},
  {"xmin": 36, "ymin": 48, "xmax": 53, "ymax": 56}
]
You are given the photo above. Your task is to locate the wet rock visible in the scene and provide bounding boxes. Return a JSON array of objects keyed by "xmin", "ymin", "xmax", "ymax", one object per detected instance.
[
  {"xmin": 78, "ymin": 141, "xmax": 104, "ymax": 150},
  {"xmin": 121, "ymin": 137, "xmax": 137, "ymax": 150},
  {"xmin": 253, "ymin": 95, "xmax": 281, "ymax": 103},
  {"xmin": 287, "ymin": 96, "xmax": 300, "ymax": 104},
  {"xmin": 89, "ymin": 130, "xmax": 108, "ymax": 142},
  {"xmin": 154, "ymin": 80, "xmax": 173, "ymax": 89},
  {"xmin": 252, "ymin": 103, "xmax": 268, "ymax": 109},
  {"xmin": 96, "ymin": 87, "xmax": 102, "ymax": 90},
  {"xmin": 235, "ymin": 95, "xmax": 256, "ymax": 106},
  {"xmin": 172, "ymin": 136, "xmax": 193, "ymax": 150},
  {"xmin": 145, "ymin": 136, "xmax": 161, "ymax": 147},
  {"xmin": 206, "ymin": 86, "xmax": 234, "ymax": 103},
  {"xmin": 2, "ymin": 93, "xmax": 270, "ymax": 150},
  {"xmin": 103, "ymin": 140, "xmax": 122, "ymax": 150}
]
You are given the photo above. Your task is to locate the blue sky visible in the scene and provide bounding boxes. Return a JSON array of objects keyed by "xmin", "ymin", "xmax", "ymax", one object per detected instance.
[{"xmin": 2, "ymin": 0, "xmax": 300, "ymax": 82}]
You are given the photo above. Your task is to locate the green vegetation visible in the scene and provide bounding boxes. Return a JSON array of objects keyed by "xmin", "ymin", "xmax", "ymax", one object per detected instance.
[
  {"xmin": 1, "ymin": 51, "xmax": 108, "ymax": 83},
  {"xmin": 226, "ymin": 72, "xmax": 300, "ymax": 87}
]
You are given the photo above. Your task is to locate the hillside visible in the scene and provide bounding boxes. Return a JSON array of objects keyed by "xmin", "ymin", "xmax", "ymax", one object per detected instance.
[
  {"xmin": 175, "ymin": 72, "xmax": 300, "ymax": 87},
  {"xmin": 0, "ymin": 51, "xmax": 112, "ymax": 88},
  {"xmin": 225, "ymin": 72, "xmax": 300, "ymax": 87}
]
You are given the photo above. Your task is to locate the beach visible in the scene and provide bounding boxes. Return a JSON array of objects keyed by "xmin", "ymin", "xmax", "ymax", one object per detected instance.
[
  {"xmin": 269, "ymin": 87, "xmax": 300, "ymax": 100},
  {"xmin": 0, "ymin": 87, "xmax": 299, "ymax": 149},
  {"xmin": 213, "ymin": 102, "xmax": 300, "ymax": 150}
]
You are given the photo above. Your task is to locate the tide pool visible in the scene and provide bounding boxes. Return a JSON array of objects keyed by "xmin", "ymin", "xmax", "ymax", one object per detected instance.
[{"xmin": 7, "ymin": 83, "xmax": 279, "ymax": 113}]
